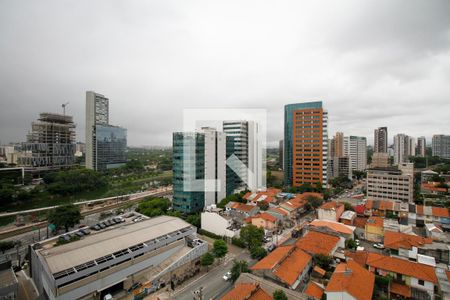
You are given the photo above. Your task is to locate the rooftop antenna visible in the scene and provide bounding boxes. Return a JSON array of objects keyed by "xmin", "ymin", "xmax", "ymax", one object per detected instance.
[{"xmin": 62, "ymin": 102, "xmax": 69, "ymax": 115}]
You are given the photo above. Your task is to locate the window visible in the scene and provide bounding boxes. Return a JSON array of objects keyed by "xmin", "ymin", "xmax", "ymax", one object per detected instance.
[{"xmin": 418, "ymin": 279, "xmax": 425, "ymax": 286}]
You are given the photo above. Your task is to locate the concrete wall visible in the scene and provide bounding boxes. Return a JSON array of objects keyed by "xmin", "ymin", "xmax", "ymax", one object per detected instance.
[{"xmin": 201, "ymin": 212, "xmax": 239, "ymax": 238}]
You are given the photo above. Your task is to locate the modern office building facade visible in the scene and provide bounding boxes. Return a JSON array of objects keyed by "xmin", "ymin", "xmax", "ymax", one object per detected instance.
[
  {"xmin": 416, "ymin": 136, "xmax": 426, "ymax": 157},
  {"xmin": 371, "ymin": 152, "xmax": 389, "ymax": 168},
  {"xmin": 432, "ymin": 135, "xmax": 450, "ymax": 159},
  {"xmin": 344, "ymin": 135, "xmax": 367, "ymax": 171},
  {"xmin": 222, "ymin": 120, "xmax": 264, "ymax": 192},
  {"xmin": 284, "ymin": 101, "xmax": 328, "ymax": 188},
  {"xmin": 85, "ymin": 91, "xmax": 127, "ymax": 171},
  {"xmin": 279, "ymin": 139, "xmax": 284, "ymax": 170},
  {"xmin": 330, "ymin": 132, "xmax": 344, "ymax": 158},
  {"xmin": 172, "ymin": 127, "xmax": 231, "ymax": 213},
  {"xmin": 173, "ymin": 132, "xmax": 206, "ymax": 213},
  {"xmin": 18, "ymin": 113, "xmax": 76, "ymax": 170},
  {"xmin": 366, "ymin": 163, "xmax": 414, "ymax": 203},
  {"xmin": 30, "ymin": 216, "xmax": 207, "ymax": 300},
  {"xmin": 393, "ymin": 134, "xmax": 414, "ymax": 165},
  {"xmin": 374, "ymin": 127, "xmax": 388, "ymax": 153}
]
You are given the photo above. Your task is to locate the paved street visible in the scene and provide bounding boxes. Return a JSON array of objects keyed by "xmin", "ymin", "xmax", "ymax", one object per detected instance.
[{"xmin": 171, "ymin": 248, "xmax": 254, "ymax": 300}]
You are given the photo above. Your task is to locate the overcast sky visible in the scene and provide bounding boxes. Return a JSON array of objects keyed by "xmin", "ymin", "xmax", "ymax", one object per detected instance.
[{"xmin": 1, "ymin": 0, "xmax": 449, "ymax": 147}]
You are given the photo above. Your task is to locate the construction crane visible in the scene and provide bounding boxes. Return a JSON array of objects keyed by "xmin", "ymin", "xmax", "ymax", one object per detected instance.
[{"xmin": 62, "ymin": 102, "xmax": 69, "ymax": 115}]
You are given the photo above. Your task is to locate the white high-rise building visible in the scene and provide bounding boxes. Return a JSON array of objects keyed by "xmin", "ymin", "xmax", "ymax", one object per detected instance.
[
  {"xmin": 344, "ymin": 136, "xmax": 367, "ymax": 171},
  {"xmin": 223, "ymin": 120, "xmax": 263, "ymax": 192},
  {"xmin": 394, "ymin": 134, "xmax": 415, "ymax": 165},
  {"xmin": 432, "ymin": 135, "xmax": 450, "ymax": 159},
  {"xmin": 202, "ymin": 127, "xmax": 227, "ymax": 208}
]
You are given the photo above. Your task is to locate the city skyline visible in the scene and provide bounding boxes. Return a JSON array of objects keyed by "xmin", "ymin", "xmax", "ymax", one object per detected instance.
[{"xmin": 1, "ymin": 1, "xmax": 450, "ymax": 147}]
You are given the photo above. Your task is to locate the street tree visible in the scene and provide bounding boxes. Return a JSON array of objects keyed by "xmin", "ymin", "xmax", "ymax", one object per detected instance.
[
  {"xmin": 213, "ymin": 239, "xmax": 228, "ymax": 258},
  {"xmin": 230, "ymin": 260, "xmax": 249, "ymax": 282},
  {"xmin": 47, "ymin": 204, "xmax": 81, "ymax": 232},
  {"xmin": 200, "ymin": 252, "xmax": 215, "ymax": 270},
  {"xmin": 239, "ymin": 224, "xmax": 264, "ymax": 249},
  {"xmin": 273, "ymin": 290, "xmax": 288, "ymax": 300}
]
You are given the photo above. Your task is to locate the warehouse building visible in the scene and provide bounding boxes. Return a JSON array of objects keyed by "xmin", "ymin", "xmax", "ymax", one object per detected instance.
[{"xmin": 30, "ymin": 216, "xmax": 207, "ymax": 300}]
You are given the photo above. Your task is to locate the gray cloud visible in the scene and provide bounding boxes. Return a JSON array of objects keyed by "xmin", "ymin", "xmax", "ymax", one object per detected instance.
[{"xmin": 1, "ymin": 0, "xmax": 449, "ymax": 147}]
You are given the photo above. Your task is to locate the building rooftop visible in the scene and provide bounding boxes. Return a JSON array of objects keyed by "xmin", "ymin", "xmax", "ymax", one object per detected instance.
[
  {"xmin": 366, "ymin": 199, "xmax": 395, "ymax": 211},
  {"xmin": 309, "ymin": 219, "xmax": 355, "ymax": 235},
  {"xmin": 366, "ymin": 216, "xmax": 383, "ymax": 227},
  {"xmin": 326, "ymin": 260, "xmax": 375, "ymax": 300},
  {"xmin": 383, "ymin": 231, "xmax": 433, "ymax": 250},
  {"xmin": 345, "ymin": 250, "xmax": 369, "ymax": 267},
  {"xmin": 340, "ymin": 210, "xmax": 356, "ymax": 220},
  {"xmin": 304, "ymin": 281, "xmax": 324, "ymax": 300},
  {"xmin": 366, "ymin": 252, "xmax": 438, "ymax": 284},
  {"xmin": 38, "ymin": 216, "xmax": 192, "ymax": 274},
  {"xmin": 319, "ymin": 201, "xmax": 343, "ymax": 210},
  {"xmin": 253, "ymin": 212, "xmax": 277, "ymax": 223},
  {"xmin": 295, "ymin": 231, "xmax": 340, "ymax": 256},
  {"xmin": 221, "ymin": 283, "xmax": 272, "ymax": 300}
]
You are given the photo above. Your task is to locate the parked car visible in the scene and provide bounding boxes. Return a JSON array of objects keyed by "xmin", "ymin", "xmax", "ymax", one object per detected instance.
[
  {"xmin": 373, "ymin": 243, "xmax": 385, "ymax": 249},
  {"xmin": 267, "ymin": 244, "xmax": 277, "ymax": 252},
  {"xmin": 223, "ymin": 271, "xmax": 232, "ymax": 281},
  {"xmin": 75, "ymin": 231, "xmax": 84, "ymax": 237},
  {"xmin": 79, "ymin": 228, "xmax": 91, "ymax": 235},
  {"xmin": 91, "ymin": 224, "xmax": 101, "ymax": 231},
  {"xmin": 99, "ymin": 223, "xmax": 106, "ymax": 229}
]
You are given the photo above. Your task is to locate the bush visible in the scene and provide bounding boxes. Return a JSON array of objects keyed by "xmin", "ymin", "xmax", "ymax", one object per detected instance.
[{"xmin": 198, "ymin": 229, "xmax": 224, "ymax": 240}]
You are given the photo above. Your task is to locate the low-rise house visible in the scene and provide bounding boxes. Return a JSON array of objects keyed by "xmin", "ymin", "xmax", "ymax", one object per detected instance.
[
  {"xmin": 201, "ymin": 211, "xmax": 240, "ymax": 238},
  {"xmin": 384, "ymin": 231, "xmax": 433, "ymax": 261},
  {"xmin": 249, "ymin": 212, "xmax": 278, "ymax": 231},
  {"xmin": 221, "ymin": 283, "xmax": 273, "ymax": 300},
  {"xmin": 296, "ymin": 231, "xmax": 340, "ymax": 257},
  {"xmin": 308, "ymin": 219, "xmax": 355, "ymax": 241},
  {"xmin": 339, "ymin": 210, "xmax": 356, "ymax": 225},
  {"xmin": 225, "ymin": 201, "xmax": 260, "ymax": 219},
  {"xmin": 279, "ymin": 196, "xmax": 307, "ymax": 218},
  {"xmin": 250, "ymin": 244, "xmax": 312, "ymax": 290},
  {"xmin": 409, "ymin": 205, "xmax": 450, "ymax": 227},
  {"xmin": 304, "ymin": 281, "xmax": 324, "ymax": 300},
  {"xmin": 421, "ymin": 182, "xmax": 448, "ymax": 195},
  {"xmin": 364, "ymin": 199, "xmax": 395, "ymax": 217},
  {"xmin": 267, "ymin": 207, "xmax": 289, "ymax": 222},
  {"xmin": 325, "ymin": 260, "xmax": 375, "ymax": 300},
  {"xmin": 364, "ymin": 216, "xmax": 384, "ymax": 242},
  {"xmin": 353, "ymin": 217, "xmax": 367, "ymax": 240},
  {"xmin": 317, "ymin": 201, "xmax": 344, "ymax": 222},
  {"xmin": 243, "ymin": 188, "xmax": 282, "ymax": 206},
  {"xmin": 227, "ymin": 272, "xmax": 306, "ymax": 300},
  {"xmin": 366, "ymin": 252, "xmax": 439, "ymax": 300},
  {"xmin": 424, "ymin": 223, "xmax": 450, "ymax": 243}
]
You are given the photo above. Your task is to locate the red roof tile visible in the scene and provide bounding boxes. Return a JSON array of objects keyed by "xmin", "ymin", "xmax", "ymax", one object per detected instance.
[
  {"xmin": 390, "ymin": 282, "xmax": 411, "ymax": 298},
  {"xmin": 221, "ymin": 283, "xmax": 273, "ymax": 300},
  {"xmin": 320, "ymin": 201, "xmax": 343, "ymax": 210},
  {"xmin": 296, "ymin": 231, "xmax": 339, "ymax": 256},
  {"xmin": 326, "ymin": 260, "xmax": 375, "ymax": 300},
  {"xmin": 384, "ymin": 231, "xmax": 432, "ymax": 250},
  {"xmin": 304, "ymin": 282, "xmax": 324, "ymax": 300},
  {"xmin": 431, "ymin": 206, "xmax": 450, "ymax": 218},
  {"xmin": 309, "ymin": 220, "xmax": 354, "ymax": 235},
  {"xmin": 366, "ymin": 253, "xmax": 438, "ymax": 284},
  {"xmin": 345, "ymin": 250, "xmax": 369, "ymax": 267},
  {"xmin": 366, "ymin": 216, "xmax": 383, "ymax": 227},
  {"xmin": 353, "ymin": 217, "xmax": 368, "ymax": 228},
  {"xmin": 253, "ymin": 212, "xmax": 277, "ymax": 223}
]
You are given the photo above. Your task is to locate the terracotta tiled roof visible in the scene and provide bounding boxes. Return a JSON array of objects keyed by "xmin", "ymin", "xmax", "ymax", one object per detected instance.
[
  {"xmin": 422, "ymin": 183, "xmax": 447, "ymax": 193},
  {"xmin": 353, "ymin": 217, "xmax": 368, "ymax": 228},
  {"xmin": 431, "ymin": 206, "xmax": 450, "ymax": 218},
  {"xmin": 446, "ymin": 270, "xmax": 450, "ymax": 283},
  {"xmin": 268, "ymin": 207, "xmax": 288, "ymax": 216},
  {"xmin": 296, "ymin": 231, "xmax": 339, "ymax": 256},
  {"xmin": 326, "ymin": 260, "xmax": 375, "ymax": 300},
  {"xmin": 313, "ymin": 266, "xmax": 326, "ymax": 277},
  {"xmin": 304, "ymin": 281, "xmax": 324, "ymax": 300},
  {"xmin": 345, "ymin": 250, "xmax": 369, "ymax": 267},
  {"xmin": 309, "ymin": 220, "xmax": 354, "ymax": 235},
  {"xmin": 390, "ymin": 282, "xmax": 411, "ymax": 298},
  {"xmin": 251, "ymin": 245, "xmax": 294, "ymax": 270},
  {"xmin": 253, "ymin": 212, "xmax": 277, "ymax": 223},
  {"xmin": 273, "ymin": 248, "xmax": 312, "ymax": 286},
  {"xmin": 366, "ymin": 199, "xmax": 394, "ymax": 211},
  {"xmin": 280, "ymin": 197, "xmax": 306, "ymax": 210},
  {"xmin": 251, "ymin": 245, "xmax": 312, "ymax": 287},
  {"xmin": 235, "ymin": 203, "xmax": 257, "ymax": 213},
  {"xmin": 243, "ymin": 192, "xmax": 253, "ymax": 200},
  {"xmin": 366, "ymin": 253, "xmax": 438, "ymax": 284},
  {"xmin": 384, "ymin": 231, "xmax": 432, "ymax": 250},
  {"xmin": 221, "ymin": 283, "xmax": 273, "ymax": 300},
  {"xmin": 354, "ymin": 204, "xmax": 365, "ymax": 215},
  {"xmin": 366, "ymin": 216, "xmax": 383, "ymax": 227},
  {"xmin": 320, "ymin": 201, "xmax": 343, "ymax": 210}
]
